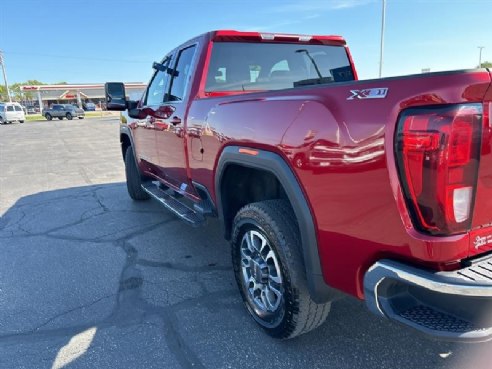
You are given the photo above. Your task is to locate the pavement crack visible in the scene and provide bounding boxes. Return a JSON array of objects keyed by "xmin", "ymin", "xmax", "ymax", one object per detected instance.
[
  {"xmin": 31, "ymin": 294, "xmax": 117, "ymax": 333},
  {"xmin": 137, "ymin": 259, "xmax": 232, "ymax": 273}
]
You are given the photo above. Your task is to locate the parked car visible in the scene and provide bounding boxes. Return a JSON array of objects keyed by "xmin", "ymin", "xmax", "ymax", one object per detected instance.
[
  {"xmin": 106, "ymin": 30, "xmax": 492, "ymax": 342},
  {"xmin": 43, "ymin": 104, "xmax": 85, "ymax": 120},
  {"xmin": 0, "ymin": 102, "xmax": 25, "ymax": 124},
  {"xmin": 83, "ymin": 102, "xmax": 96, "ymax": 111},
  {"xmin": 25, "ymin": 105, "xmax": 37, "ymax": 114}
]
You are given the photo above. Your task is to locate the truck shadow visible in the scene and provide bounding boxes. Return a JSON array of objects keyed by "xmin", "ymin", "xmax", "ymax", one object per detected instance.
[{"xmin": 0, "ymin": 182, "xmax": 489, "ymax": 368}]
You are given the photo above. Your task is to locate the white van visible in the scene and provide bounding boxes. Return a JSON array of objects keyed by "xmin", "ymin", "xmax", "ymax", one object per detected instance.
[{"xmin": 0, "ymin": 102, "xmax": 26, "ymax": 124}]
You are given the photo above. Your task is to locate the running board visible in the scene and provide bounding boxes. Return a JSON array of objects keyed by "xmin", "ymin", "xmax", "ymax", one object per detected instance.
[{"xmin": 141, "ymin": 182, "xmax": 205, "ymax": 226}]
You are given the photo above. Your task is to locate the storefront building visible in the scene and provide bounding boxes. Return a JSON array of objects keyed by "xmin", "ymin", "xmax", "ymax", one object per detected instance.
[{"xmin": 20, "ymin": 83, "xmax": 146, "ymax": 110}]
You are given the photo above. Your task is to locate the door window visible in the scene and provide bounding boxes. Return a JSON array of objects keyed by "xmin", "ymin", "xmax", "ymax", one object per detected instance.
[
  {"xmin": 14, "ymin": 106, "xmax": 22, "ymax": 111},
  {"xmin": 145, "ymin": 58, "xmax": 171, "ymax": 106},
  {"xmin": 6, "ymin": 106, "xmax": 14, "ymax": 112},
  {"xmin": 168, "ymin": 45, "xmax": 196, "ymax": 102}
]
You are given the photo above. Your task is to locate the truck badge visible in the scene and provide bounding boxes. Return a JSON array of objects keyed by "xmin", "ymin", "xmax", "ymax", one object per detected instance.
[{"xmin": 347, "ymin": 88, "xmax": 388, "ymax": 100}]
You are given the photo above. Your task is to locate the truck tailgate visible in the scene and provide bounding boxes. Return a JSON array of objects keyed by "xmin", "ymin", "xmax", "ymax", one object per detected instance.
[{"xmin": 469, "ymin": 74, "xmax": 492, "ymax": 256}]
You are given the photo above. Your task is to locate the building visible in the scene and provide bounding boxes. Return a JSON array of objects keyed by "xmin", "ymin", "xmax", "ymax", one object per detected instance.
[{"xmin": 20, "ymin": 83, "xmax": 146, "ymax": 110}]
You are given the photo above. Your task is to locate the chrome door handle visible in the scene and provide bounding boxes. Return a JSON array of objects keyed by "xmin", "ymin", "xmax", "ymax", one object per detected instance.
[{"xmin": 170, "ymin": 116, "xmax": 182, "ymax": 125}]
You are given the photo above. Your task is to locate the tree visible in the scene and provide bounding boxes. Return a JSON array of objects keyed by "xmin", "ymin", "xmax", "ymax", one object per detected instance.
[
  {"xmin": 9, "ymin": 80, "xmax": 45, "ymax": 101},
  {"xmin": 0, "ymin": 84, "xmax": 6, "ymax": 101},
  {"xmin": 478, "ymin": 61, "xmax": 492, "ymax": 68}
]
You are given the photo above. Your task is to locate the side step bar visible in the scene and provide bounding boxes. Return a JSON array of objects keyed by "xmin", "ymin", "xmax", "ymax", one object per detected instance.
[{"xmin": 141, "ymin": 181, "xmax": 206, "ymax": 226}]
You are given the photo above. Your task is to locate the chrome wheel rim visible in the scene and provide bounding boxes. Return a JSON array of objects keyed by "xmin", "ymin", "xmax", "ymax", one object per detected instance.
[{"xmin": 240, "ymin": 230, "xmax": 283, "ymax": 316}]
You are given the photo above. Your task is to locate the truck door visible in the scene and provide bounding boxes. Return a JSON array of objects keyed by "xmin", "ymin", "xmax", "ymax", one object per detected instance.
[
  {"xmin": 154, "ymin": 44, "xmax": 197, "ymax": 196},
  {"xmin": 131, "ymin": 57, "xmax": 172, "ymax": 175}
]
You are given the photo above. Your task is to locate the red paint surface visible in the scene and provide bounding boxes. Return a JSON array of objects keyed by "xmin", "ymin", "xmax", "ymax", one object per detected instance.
[{"xmin": 128, "ymin": 31, "xmax": 492, "ymax": 299}]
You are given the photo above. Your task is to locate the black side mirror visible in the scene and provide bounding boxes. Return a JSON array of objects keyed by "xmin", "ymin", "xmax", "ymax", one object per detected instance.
[{"xmin": 105, "ymin": 82, "xmax": 127, "ymax": 111}]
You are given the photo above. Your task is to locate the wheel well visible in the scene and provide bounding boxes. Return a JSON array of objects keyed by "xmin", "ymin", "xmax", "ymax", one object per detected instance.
[
  {"xmin": 220, "ymin": 164, "xmax": 291, "ymax": 239},
  {"xmin": 120, "ymin": 134, "xmax": 131, "ymax": 159}
]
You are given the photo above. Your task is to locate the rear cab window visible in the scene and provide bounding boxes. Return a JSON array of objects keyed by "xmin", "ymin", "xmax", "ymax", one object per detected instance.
[
  {"xmin": 205, "ymin": 42, "xmax": 354, "ymax": 94},
  {"xmin": 14, "ymin": 105, "xmax": 22, "ymax": 111}
]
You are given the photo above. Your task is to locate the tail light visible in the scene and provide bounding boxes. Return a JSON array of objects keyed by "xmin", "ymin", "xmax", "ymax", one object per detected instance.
[{"xmin": 395, "ymin": 103, "xmax": 483, "ymax": 235}]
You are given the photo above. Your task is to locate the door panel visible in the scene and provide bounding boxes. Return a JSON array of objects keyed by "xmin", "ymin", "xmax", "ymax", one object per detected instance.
[
  {"xmin": 155, "ymin": 45, "xmax": 197, "ymax": 195},
  {"xmin": 130, "ymin": 57, "xmax": 172, "ymax": 177}
]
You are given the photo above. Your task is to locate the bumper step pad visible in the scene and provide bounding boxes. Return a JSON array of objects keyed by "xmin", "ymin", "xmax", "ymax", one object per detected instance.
[
  {"xmin": 399, "ymin": 305, "xmax": 476, "ymax": 333},
  {"xmin": 364, "ymin": 258, "xmax": 492, "ymax": 342}
]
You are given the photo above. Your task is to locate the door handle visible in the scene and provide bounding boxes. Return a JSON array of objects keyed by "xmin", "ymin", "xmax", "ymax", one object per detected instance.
[{"xmin": 170, "ymin": 116, "xmax": 182, "ymax": 125}]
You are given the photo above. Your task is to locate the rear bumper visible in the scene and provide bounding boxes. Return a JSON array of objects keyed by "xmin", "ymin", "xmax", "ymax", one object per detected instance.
[{"xmin": 364, "ymin": 255, "xmax": 492, "ymax": 342}]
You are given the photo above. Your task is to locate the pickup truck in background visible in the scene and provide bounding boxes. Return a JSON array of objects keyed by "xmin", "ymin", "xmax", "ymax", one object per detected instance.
[
  {"xmin": 105, "ymin": 30, "xmax": 492, "ymax": 341},
  {"xmin": 43, "ymin": 104, "xmax": 85, "ymax": 120}
]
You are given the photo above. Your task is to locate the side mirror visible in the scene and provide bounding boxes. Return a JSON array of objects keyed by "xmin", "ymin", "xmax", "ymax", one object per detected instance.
[{"xmin": 105, "ymin": 82, "xmax": 127, "ymax": 111}]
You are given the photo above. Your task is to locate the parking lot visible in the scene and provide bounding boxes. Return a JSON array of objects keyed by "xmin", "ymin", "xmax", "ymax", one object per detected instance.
[{"xmin": 0, "ymin": 118, "xmax": 491, "ymax": 369}]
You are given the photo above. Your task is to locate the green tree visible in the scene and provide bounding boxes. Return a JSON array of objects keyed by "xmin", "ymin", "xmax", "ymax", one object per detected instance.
[
  {"xmin": 478, "ymin": 61, "xmax": 492, "ymax": 68},
  {"xmin": 0, "ymin": 84, "xmax": 6, "ymax": 101},
  {"xmin": 9, "ymin": 80, "xmax": 45, "ymax": 100}
]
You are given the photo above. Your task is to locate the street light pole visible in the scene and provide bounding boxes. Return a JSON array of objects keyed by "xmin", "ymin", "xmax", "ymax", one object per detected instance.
[
  {"xmin": 379, "ymin": 0, "xmax": 387, "ymax": 78},
  {"xmin": 478, "ymin": 46, "xmax": 485, "ymax": 68},
  {"xmin": 0, "ymin": 50, "xmax": 12, "ymax": 102}
]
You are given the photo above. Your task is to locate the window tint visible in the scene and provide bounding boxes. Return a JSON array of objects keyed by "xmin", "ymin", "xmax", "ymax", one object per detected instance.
[
  {"xmin": 205, "ymin": 42, "xmax": 354, "ymax": 92},
  {"xmin": 6, "ymin": 106, "xmax": 14, "ymax": 111},
  {"xmin": 168, "ymin": 45, "xmax": 196, "ymax": 101},
  {"xmin": 145, "ymin": 58, "xmax": 171, "ymax": 106},
  {"xmin": 14, "ymin": 106, "xmax": 22, "ymax": 111}
]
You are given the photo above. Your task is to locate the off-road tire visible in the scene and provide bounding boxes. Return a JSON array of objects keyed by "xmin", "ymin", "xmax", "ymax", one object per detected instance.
[
  {"xmin": 66, "ymin": 113, "xmax": 73, "ymax": 120},
  {"xmin": 45, "ymin": 113, "xmax": 52, "ymax": 121},
  {"xmin": 124, "ymin": 146, "xmax": 150, "ymax": 201},
  {"xmin": 232, "ymin": 200, "xmax": 331, "ymax": 339}
]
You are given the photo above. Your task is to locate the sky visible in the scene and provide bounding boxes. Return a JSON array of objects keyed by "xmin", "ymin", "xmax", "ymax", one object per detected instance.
[{"xmin": 0, "ymin": 0, "xmax": 491, "ymax": 85}]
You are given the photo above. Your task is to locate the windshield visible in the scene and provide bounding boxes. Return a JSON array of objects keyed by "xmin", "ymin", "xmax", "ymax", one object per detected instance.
[{"xmin": 205, "ymin": 42, "xmax": 354, "ymax": 93}]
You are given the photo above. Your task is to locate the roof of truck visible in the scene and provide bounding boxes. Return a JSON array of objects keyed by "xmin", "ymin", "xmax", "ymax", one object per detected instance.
[{"xmin": 210, "ymin": 30, "xmax": 346, "ymax": 46}]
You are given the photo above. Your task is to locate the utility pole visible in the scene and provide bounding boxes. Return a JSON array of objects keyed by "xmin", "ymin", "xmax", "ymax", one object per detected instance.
[
  {"xmin": 478, "ymin": 46, "xmax": 485, "ymax": 68},
  {"xmin": 0, "ymin": 50, "xmax": 12, "ymax": 102},
  {"xmin": 379, "ymin": 0, "xmax": 387, "ymax": 78}
]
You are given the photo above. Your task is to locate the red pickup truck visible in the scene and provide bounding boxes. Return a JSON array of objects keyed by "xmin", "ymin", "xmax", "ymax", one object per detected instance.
[{"xmin": 105, "ymin": 30, "xmax": 492, "ymax": 341}]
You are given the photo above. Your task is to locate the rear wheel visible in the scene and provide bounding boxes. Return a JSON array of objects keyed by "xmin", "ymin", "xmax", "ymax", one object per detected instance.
[
  {"xmin": 232, "ymin": 200, "xmax": 331, "ymax": 339},
  {"xmin": 124, "ymin": 147, "xmax": 150, "ymax": 201},
  {"xmin": 45, "ymin": 113, "xmax": 52, "ymax": 121},
  {"xmin": 66, "ymin": 113, "xmax": 73, "ymax": 120}
]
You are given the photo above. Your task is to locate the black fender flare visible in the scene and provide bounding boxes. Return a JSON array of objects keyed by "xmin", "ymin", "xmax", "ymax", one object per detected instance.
[
  {"xmin": 215, "ymin": 146, "xmax": 340, "ymax": 303},
  {"xmin": 120, "ymin": 125, "xmax": 143, "ymax": 173}
]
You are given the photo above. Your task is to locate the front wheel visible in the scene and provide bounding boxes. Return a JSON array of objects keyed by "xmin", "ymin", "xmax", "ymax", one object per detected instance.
[
  {"xmin": 232, "ymin": 200, "xmax": 331, "ymax": 339},
  {"xmin": 45, "ymin": 113, "xmax": 52, "ymax": 121},
  {"xmin": 124, "ymin": 147, "xmax": 150, "ymax": 201},
  {"xmin": 66, "ymin": 113, "xmax": 73, "ymax": 120}
]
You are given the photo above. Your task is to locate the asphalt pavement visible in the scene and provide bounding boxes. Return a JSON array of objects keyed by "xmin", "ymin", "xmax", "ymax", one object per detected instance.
[{"xmin": 1, "ymin": 117, "xmax": 491, "ymax": 369}]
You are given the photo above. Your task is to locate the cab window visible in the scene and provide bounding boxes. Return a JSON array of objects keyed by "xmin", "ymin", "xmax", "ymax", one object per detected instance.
[
  {"xmin": 145, "ymin": 57, "xmax": 171, "ymax": 106},
  {"xmin": 6, "ymin": 105, "xmax": 14, "ymax": 112},
  {"xmin": 168, "ymin": 45, "xmax": 196, "ymax": 102}
]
